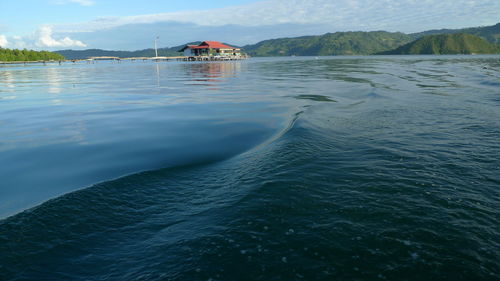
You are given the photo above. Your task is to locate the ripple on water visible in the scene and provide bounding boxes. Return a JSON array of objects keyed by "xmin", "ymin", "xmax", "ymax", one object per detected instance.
[{"xmin": 1, "ymin": 56, "xmax": 499, "ymax": 280}]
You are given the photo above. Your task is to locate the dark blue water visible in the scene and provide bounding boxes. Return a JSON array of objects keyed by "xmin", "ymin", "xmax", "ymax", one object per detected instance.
[{"xmin": 1, "ymin": 56, "xmax": 499, "ymax": 280}]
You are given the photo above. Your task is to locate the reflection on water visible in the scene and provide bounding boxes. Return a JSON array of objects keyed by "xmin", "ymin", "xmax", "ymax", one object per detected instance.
[
  {"xmin": 46, "ymin": 66, "xmax": 63, "ymax": 94},
  {"xmin": 155, "ymin": 63, "xmax": 160, "ymax": 88},
  {"xmin": 0, "ymin": 60, "xmax": 274, "ymax": 218},
  {"xmin": 0, "ymin": 56, "xmax": 499, "ymax": 281},
  {"xmin": 0, "ymin": 70, "xmax": 15, "ymax": 90},
  {"xmin": 1, "ymin": 55, "xmax": 499, "ymax": 220},
  {"xmin": 182, "ymin": 61, "xmax": 241, "ymax": 89}
]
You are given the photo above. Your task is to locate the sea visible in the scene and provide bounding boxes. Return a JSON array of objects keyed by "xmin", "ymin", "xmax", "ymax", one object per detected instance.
[{"xmin": 0, "ymin": 56, "xmax": 499, "ymax": 280}]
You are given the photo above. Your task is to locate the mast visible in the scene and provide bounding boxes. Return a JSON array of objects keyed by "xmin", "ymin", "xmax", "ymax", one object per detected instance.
[{"xmin": 154, "ymin": 36, "xmax": 159, "ymax": 58}]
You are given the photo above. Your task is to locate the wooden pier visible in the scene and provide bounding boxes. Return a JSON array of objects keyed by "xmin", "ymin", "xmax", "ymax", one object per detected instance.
[{"xmin": 0, "ymin": 55, "xmax": 249, "ymax": 65}]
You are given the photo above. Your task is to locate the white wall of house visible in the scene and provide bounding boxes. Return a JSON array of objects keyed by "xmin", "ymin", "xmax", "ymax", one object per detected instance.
[
  {"xmin": 218, "ymin": 49, "xmax": 241, "ymax": 56},
  {"xmin": 182, "ymin": 47, "xmax": 241, "ymax": 57}
]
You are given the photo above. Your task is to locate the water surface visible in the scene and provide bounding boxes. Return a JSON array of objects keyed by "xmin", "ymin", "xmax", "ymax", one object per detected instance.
[{"xmin": 0, "ymin": 56, "xmax": 499, "ymax": 280}]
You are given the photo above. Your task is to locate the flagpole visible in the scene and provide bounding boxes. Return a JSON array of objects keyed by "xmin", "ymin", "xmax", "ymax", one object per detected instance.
[{"xmin": 154, "ymin": 36, "xmax": 159, "ymax": 58}]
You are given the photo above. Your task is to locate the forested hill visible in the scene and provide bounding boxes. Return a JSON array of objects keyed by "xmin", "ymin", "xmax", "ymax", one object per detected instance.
[
  {"xmin": 54, "ymin": 22, "xmax": 500, "ymax": 58},
  {"xmin": 0, "ymin": 48, "xmax": 65, "ymax": 62},
  {"xmin": 55, "ymin": 43, "xmax": 200, "ymax": 60},
  {"xmin": 378, "ymin": 34, "xmax": 500, "ymax": 55},
  {"xmin": 242, "ymin": 31, "xmax": 413, "ymax": 56},
  {"xmin": 412, "ymin": 23, "xmax": 500, "ymax": 44},
  {"xmin": 242, "ymin": 23, "xmax": 500, "ymax": 56}
]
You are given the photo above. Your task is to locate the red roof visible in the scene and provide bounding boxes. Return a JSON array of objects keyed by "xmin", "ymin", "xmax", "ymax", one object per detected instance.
[
  {"xmin": 199, "ymin": 41, "xmax": 237, "ymax": 49},
  {"xmin": 179, "ymin": 41, "xmax": 239, "ymax": 51}
]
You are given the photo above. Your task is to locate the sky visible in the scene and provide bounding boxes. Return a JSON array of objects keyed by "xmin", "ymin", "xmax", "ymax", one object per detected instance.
[{"xmin": 0, "ymin": 0, "xmax": 499, "ymax": 51}]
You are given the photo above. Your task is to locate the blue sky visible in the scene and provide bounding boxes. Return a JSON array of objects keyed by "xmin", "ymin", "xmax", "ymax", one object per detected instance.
[{"xmin": 0, "ymin": 0, "xmax": 499, "ymax": 50}]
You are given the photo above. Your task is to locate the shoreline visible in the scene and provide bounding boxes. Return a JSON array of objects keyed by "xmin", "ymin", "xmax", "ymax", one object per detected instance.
[{"xmin": 0, "ymin": 55, "xmax": 249, "ymax": 65}]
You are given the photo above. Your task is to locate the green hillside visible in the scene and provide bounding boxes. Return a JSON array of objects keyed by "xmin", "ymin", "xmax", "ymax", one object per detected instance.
[
  {"xmin": 242, "ymin": 31, "xmax": 413, "ymax": 56},
  {"xmin": 54, "ymin": 22, "xmax": 500, "ymax": 58},
  {"xmin": 0, "ymin": 48, "xmax": 65, "ymax": 62},
  {"xmin": 242, "ymin": 23, "xmax": 500, "ymax": 57},
  {"xmin": 379, "ymin": 33, "xmax": 500, "ymax": 55},
  {"xmin": 411, "ymin": 23, "xmax": 500, "ymax": 44}
]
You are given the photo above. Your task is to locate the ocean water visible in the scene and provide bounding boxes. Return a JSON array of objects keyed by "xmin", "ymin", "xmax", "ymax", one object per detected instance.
[{"xmin": 0, "ymin": 56, "xmax": 499, "ymax": 280}]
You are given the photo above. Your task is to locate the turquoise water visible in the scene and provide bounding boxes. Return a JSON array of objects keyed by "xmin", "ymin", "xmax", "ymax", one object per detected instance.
[{"xmin": 0, "ymin": 56, "xmax": 499, "ymax": 280}]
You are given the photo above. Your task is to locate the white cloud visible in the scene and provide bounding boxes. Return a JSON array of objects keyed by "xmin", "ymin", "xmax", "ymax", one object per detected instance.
[
  {"xmin": 5, "ymin": 0, "xmax": 497, "ymax": 50},
  {"xmin": 53, "ymin": 0, "xmax": 95, "ymax": 6},
  {"xmin": 55, "ymin": 0, "xmax": 500, "ymax": 34},
  {"xmin": 0, "ymin": 26, "xmax": 88, "ymax": 50},
  {"xmin": 0, "ymin": 35, "xmax": 8, "ymax": 47},
  {"xmin": 9, "ymin": 36, "xmax": 29, "ymax": 49},
  {"xmin": 35, "ymin": 25, "xmax": 87, "ymax": 48}
]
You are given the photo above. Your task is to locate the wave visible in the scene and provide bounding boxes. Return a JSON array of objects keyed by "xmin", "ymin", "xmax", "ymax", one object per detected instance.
[
  {"xmin": 2, "ymin": 96, "xmax": 499, "ymax": 280},
  {"xmin": 0, "ymin": 105, "xmax": 310, "ymax": 280}
]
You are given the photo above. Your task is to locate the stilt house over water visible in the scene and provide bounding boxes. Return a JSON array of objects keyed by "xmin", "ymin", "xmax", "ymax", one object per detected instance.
[{"xmin": 179, "ymin": 41, "xmax": 242, "ymax": 57}]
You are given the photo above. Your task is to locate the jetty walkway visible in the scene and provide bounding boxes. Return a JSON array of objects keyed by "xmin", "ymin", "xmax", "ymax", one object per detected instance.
[{"xmin": 0, "ymin": 55, "xmax": 248, "ymax": 65}]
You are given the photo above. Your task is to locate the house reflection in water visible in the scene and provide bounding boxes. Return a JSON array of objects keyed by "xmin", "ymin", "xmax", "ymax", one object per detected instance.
[{"xmin": 181, "ymin": 61, "xmax": 242, "ymax": 90}]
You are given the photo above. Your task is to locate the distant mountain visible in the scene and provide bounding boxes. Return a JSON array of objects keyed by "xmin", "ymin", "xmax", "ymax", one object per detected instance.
[
  {"xmin": 55, "ymin": 43, "xmax": 200, "ymax": 60},
  {"xmin": 379, "ymin": 33, "xmax": 500, "ymax": 55},
  {"xmin": 242, "ymin": 23, "xmax": 500, "ymax": 56},
  {"xmin": 55, "ymin": 23, "xmax": 500, "ymax": 58},
  {"xmin": 242, "ymin": 31, "xmax": 413, "ymax": 56},
  {"xmin": 411, "ymin": 23, "xmax": 500, "ymax": 44}
]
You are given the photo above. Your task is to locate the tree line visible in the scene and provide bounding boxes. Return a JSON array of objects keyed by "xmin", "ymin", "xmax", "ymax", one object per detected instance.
[{"xmin": 0, "ymin": 48, "xmax": 65, "ymax": 62}]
